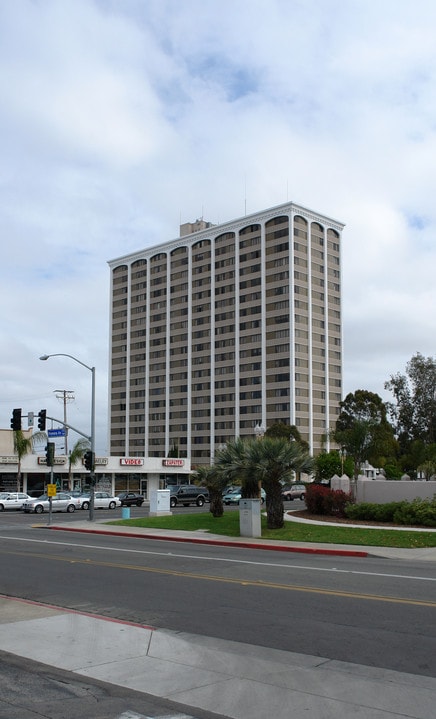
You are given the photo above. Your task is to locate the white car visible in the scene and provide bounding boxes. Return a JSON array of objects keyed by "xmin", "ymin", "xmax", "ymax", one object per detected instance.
[
  {"xmin": 23, "ymin": 493, "xmax": 82, "ymax": 514},
  {"xmin": 80, "ymin": 492, "xmax": 122, "ymax": 510},
  {"xmin": 0, "ymin": 492, "xmax": 33, "ymax": 511}
]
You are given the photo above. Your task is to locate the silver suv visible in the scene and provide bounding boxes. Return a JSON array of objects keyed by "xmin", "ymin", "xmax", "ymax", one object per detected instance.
[{"xmin": 169, "ymin": 485, "xmax": 209, "ymax": 508}]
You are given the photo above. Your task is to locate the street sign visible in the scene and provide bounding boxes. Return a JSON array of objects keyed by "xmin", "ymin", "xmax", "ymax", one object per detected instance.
[
  {"xmin": 47, "ymin": 484, "xmax": 57, "ymax": 497},
  {"xmin": 47, "ymin": 428, "xmax": 65, "ymax": 437}
]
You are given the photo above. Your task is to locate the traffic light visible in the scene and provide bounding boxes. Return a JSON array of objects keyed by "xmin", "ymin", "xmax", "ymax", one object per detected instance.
[
  {"xmin": 83, "ymin": 450, "xmax": 94, "ymax": 471},
  {"xmin": 37, "ymin": 409, "xmax": 46, "ymax": 431},
  {"xmin": 45, "ymin": 442, "xmax": 55, "ymax": 467},
  {"xmin": 10, "ymin": 408, "xmax": 22, "ymax": 431}
]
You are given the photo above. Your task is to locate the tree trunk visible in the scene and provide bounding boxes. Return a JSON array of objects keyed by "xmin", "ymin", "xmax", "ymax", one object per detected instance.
[
  {"xmin": 265, "ymin": 483, "xmax": 285, "ymax": 529},
  {"xmin": 209, "ymin": 489, "xmax": 224, "ymax": 517}
]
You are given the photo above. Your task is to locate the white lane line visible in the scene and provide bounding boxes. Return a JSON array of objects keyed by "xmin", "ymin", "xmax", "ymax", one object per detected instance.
[
  {"xmin": 0, "ymin": 534, "xmax": 435, "ymax": 583},
  {"xmin": 118, "ymin": 714, "xmax": 195, "ymax": 718}
]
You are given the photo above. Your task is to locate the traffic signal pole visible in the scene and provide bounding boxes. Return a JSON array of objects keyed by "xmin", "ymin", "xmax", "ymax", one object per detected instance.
[
  {"xmin": 40, "ymin": 413, "xmax": 94, "ymax": 517},
  {"xmin": 39, "ymin": 354, "xmax": 96, "ymax": 522},
  {"xmin": 43, "ymin": 414, "xmax": 91, "ymax": 442},
  {"xmin": 48, "ymin": 464, "xmax": 54, "ymax": 527}
]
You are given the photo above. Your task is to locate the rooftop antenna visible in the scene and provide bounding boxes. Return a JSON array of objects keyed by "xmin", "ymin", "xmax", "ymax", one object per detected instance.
[{"xmin": 244, "ymin": 174, "xmax": 247, "ymax": 216}]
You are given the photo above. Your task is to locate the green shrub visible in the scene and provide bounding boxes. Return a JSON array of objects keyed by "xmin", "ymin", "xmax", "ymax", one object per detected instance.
[
  {"xmin": 345, "ymin": 497, "xmax": 436, "ymax": 527},
  {"xmin": 393, "ymin": 497, "xmax": 436, "ymax": 527},
  {"xmin": 383, "ymin": 463, "xmax": 402, "ymax": 480},
  {"xmin": 345, "ymin": 502, "xmax": 402, "ymax": 522}
]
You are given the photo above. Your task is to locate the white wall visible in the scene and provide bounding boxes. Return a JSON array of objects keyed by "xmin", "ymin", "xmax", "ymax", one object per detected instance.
[{"xmin": 331, "ymin": 476, "xmax": 436, "ymax": 503}]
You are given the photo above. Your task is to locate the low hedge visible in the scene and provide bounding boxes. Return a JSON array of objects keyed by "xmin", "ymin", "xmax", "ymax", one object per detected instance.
[
  {"xmin": 345, "ymin": 497, "xmax": 436, "ymax": 527},
  {"xmin": 305, "ymin": 488, "xmax": 436, "ymax": 527},
  {"xmin": 345, "ymin": 502, "xmax": 401, "ymax": 523}
]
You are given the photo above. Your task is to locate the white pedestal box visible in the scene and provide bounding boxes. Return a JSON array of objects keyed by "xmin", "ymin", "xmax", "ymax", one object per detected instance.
[
  {"xmin": 239, "ymin": 498, "xmax": 261, "ymax": 538},
  {"xmin": 149, "ymin": 489, "xmax": 171, "ymax": 516}
]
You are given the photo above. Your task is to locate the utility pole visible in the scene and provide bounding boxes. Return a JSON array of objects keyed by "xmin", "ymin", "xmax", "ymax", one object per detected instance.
[{"xmin": 54, "ymin": 390, "xmax": 74, "ymax": 455}]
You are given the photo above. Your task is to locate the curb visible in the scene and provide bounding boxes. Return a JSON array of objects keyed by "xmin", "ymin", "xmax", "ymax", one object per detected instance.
[{"xmin": 48, "ymin": 525, "xmax": 368, "ymax": 557}]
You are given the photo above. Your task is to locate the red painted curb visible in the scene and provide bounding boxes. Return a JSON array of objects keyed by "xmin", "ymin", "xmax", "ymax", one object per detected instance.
[
  {"xmin": 48, "ymin": 525, "xmax": 368, "ymax": 557},
  {"xmin": 0, "ymin": 593, "xmax": 155, "ymax": 630}
]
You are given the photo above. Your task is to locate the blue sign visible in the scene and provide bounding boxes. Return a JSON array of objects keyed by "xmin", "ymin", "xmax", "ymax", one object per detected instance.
[{"xmin": 47, "ymin": 428, "xmax": 65, "ymax": 437}]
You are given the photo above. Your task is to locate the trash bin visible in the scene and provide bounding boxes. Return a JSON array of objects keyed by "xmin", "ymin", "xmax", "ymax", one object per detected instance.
[{"xmin": 121, "ymin": 507, "xmax": 130, "ymax": 519}]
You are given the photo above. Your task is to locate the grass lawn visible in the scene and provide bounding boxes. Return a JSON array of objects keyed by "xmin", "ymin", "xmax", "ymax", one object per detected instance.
[{"xmin": 108, "ymin": 510, "xmax": 436, "ymax": 549}]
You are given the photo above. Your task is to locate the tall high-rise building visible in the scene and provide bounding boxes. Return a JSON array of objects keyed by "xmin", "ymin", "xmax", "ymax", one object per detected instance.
[{"xmin": 108, "ymin": 201, "xmax": 344, "ymax": 463}]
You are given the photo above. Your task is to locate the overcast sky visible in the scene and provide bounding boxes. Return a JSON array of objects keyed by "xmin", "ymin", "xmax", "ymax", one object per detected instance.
[{"xmin": 1, "ymin": 0, "xmax": 435, "ymax": 455}]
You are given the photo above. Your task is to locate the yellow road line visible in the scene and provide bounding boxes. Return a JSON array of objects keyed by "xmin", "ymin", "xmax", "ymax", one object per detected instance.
[{"xmin": 2, "ymin": 548, "xmax": 436, "ymax": 608}]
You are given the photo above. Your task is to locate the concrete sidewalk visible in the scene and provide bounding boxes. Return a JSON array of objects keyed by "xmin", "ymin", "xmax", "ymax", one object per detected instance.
[{"xmin": 0, "ymin": 593, "xmax": 435, "ymax": 719}]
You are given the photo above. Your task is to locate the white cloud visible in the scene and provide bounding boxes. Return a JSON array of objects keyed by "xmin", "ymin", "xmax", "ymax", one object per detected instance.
[{"xmin": 1, "ymin": 0, "xmax": 436, "ymax": 452}]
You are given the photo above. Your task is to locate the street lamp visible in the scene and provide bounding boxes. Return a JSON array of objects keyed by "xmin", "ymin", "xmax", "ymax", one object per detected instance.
[
  {"xmin": 253, "ymin": 422, "xmax": 266, "ymax": 500},
  {"xmin": 339, "ymin": 446, "xmax": 347, "ymax": 476},
  {"xmin": 254, "ymin": 422, "xmax": 266, "ymax": 440},
  {"xmin": 40, "ymin": 353, "xmax": 96, "ymax": 521}
]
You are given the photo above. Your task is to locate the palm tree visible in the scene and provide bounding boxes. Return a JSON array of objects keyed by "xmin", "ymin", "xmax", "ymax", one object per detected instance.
[
  {"xmin": 191, "ymin": 465, "xmax": 227, "ymax": 517},
  {"xmin": 214, "ymin": 438, "xmax": 259, "ymax": 498},
  {"xmin": 13, "ymin": 429, "xmax": 47, "ymax": 491},
  {"xmin": 67, "ymin": 438, "xmax": 90, "ymax": 491},
  {"xmin": 215, "ymin": 437, "xmax": 313, "ymax": 530},
  {"xmin": 247, "ymin": 437, "xmax": 314, "ymax": 529}
]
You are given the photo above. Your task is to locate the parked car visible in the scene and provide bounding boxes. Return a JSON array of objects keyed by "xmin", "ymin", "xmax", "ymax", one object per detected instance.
[
  {"xmin": 222, "ymin": 486, "xmax": 234, "ymax": 496},
  {"xmin": 223, "ymin": 488, "xmax": 266, "ymax": 505},
  {"xmin": 117, "ymin": 492, "xmax": 145, "ymax": 507},
  {"xmin": 23, "ymin": 493, "xmax": 82, "ymax": 514},
  {"xmin": 0, "ymin": 492, "xmax": 33, "ymax": 511},
  {"xmin": 281, "ymin": 483, "xmax": 306, "ymax": 501},
  {"xmin": 169, "ymin": 485, "xmax": 209, "ymax": 508},
  {"xmin": 80, "ymin": 492, "xmax": 122, "ymax": 510}
]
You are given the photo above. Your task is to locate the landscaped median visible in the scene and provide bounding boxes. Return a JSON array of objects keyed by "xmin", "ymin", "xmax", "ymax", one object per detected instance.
[{"xmin": 107, "ymin": 510, "xmax": 436, "ymax": 549}]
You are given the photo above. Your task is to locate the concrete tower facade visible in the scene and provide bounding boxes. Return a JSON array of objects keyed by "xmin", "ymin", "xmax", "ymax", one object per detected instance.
[{"xmin": 108, "ymin": 201, "xmax": 344, "ymax": 464}]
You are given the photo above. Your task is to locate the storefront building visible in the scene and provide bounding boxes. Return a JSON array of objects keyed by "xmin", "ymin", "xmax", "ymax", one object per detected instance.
[{"xmin": 0, "ymin": 452, "xmax": 191, "ymax": 499}]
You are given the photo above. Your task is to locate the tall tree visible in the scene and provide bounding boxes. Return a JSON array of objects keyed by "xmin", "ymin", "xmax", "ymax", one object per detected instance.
[
  {"xmin": 385, "ymin": 353, "xmax": 436, "ymax": 452},
  {"xmin": 314, "ymin": 450, "xmax": 354, "ymax": 481},
  {"xmin": 334, "ymin": 390, "xmax": 394, "ymax": 488},
  {"xmin": 265, "ymin": 422, "xmax": 309, "ymax": 451}
]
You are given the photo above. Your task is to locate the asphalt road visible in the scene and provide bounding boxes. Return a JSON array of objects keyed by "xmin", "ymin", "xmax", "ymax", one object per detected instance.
[
  {"xmin": 0, "ymin": 650, "xmax": 222, "ymax": 719},
  {"xmin": 1, "ymin": 518, "xmax": 435, "ymax": 678}
]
